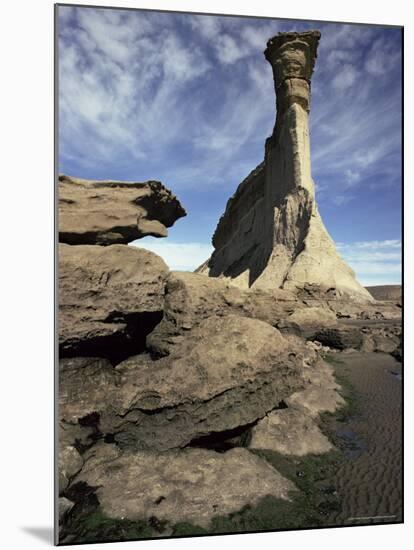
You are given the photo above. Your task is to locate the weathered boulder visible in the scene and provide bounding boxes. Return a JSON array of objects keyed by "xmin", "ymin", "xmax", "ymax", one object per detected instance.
[
  {"xmin": 58, "ymin": 175, "xmax": 186, "ymax": 245},
  {"xmin": 286, "ymin": 307, "xmax": 337, "ymax": 328},
  {"xmin": 74, "ymin": 443, "xmax": 296, "ymax": 528},
  {"xmin": 249, "ymin": 408, "xmax": 333, "ymax": 455},
  {"xmin": 59, "ymin": 445, "xmax": 84, "ymax": 493},
  {"xmin": 59, "ymin": 357, "xmax": 120, "ymax": 427},
  {"xmin": 286, "ymin": 359, "xmax": 346, "ymax": 417},
  {"xmin": 58, "ymin": 244, "xmax": 168, "ymax": 362},
  {"xmin": 147, "ymin": 271, "xmax": 246, "ymax": 356},
  {"xmin": 147, "ymin": 270, "xmax": 302, "ymax": 356},
  {"xmin": 59, "ymin": 316, "xmax": 307, "ymax": 451},
  {"xmin": 360, "ymin": 325, "xmax": 401, "ymax": 354},
  {"xmin": 59, "ymin": 497, "xmax": 75, "ymax": 523},
  {"xmin": 114, "ymin": 315, "xmax": 307, "ymax": 451},
  {"xmin": 59, "ymin": 413, "xmax": 96, "ymax": 455}
]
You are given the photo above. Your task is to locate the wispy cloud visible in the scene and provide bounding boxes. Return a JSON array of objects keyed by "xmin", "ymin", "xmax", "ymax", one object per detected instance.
[
  {"xmin": 336, "ymin": 240, "xmax": 401, "ymax": 285},
  {"xmin": 129, "ymin": 238, "xmax": 401, "ymax": 286},
  {"xmin": 59, "ymin": 7, "xmax": 212, "ymax": 174}
]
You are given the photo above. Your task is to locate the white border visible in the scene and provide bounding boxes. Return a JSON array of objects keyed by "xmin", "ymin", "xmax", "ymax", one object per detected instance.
[{"xmin": 1, "ymin": 1, "xmax": 411, "ymax": 549}]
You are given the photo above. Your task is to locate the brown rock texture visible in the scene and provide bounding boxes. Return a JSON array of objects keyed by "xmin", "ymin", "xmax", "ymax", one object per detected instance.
[
  {"xmin": 147, "ymin": 270, "xmax": 303, "ymax": 356},
  {"xmin": 59, "ymin": 315, "xmax": 307, "ymax": 452},
  {"xmin": 58, "ymin": 244, "xmax": 168, "ymax": 362},
  {"xmin": 286, "ymin": 359, "xmax": 346, "ymax": 418},
  {"xmin": 286, "ymin": 307, "xmax": 337, "ymax": 328},
  {"xmin": 249, "ymin": 408, "xmax": 333, "ymax": 456},
  {"xmin": 74, "ymin": 444, "xmax": 296, "ymax": 528},
  {"xmin": 59, "ymin": 357, "xmax": 120, "ymax": 427},
  {"xmin": 58, "ymin": 174, "xmax": 186, "ymax": 245},
  {"xmin": 198, "ymin": 31, "xmax": 373, "ymax": 303},
  {"xmin": 59, "ymin": 445, "xmax": 84, "ymax": 492}
]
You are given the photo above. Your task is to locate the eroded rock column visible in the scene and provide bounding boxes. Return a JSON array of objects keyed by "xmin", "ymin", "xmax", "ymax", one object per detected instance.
[
  {"xmin": 264, "ymin": 31, "xmax": 320, "ymax": 207},
  {"xmin": 198, "ymin": 30, "xmax": 373, "ymax": 302}
]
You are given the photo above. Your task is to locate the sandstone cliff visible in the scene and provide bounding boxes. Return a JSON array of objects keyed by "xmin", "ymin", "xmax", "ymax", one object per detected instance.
[{"xmin": 198, "ymin": 31, "xmax": 373, "ymax": 303}]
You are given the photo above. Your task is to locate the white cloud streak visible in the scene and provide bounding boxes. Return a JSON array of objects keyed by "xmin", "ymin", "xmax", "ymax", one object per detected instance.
[
  {"xmin": 130, "ymin": 239, "xmax": 401, "ymax": 286},
  {"xmin": 336, "ymin": 239, "xmax": 401, "ymax": 285},
  {"xmin": 130, "ymin": 240, "xmax": 214, "ymax": 271},
  {"xmin": 58, "ymin": 5, "xmax": 401, "ymax": 219}
]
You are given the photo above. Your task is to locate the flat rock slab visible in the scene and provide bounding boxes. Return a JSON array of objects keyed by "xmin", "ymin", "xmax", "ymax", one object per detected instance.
[
  {"xmin": 250, "ymin": 408, "xmax": 333, "ymax": 456},
  {"xmin": 59, "ymin": 244, "xmax": 168, "ymax": 362},
  {"xmin": 75, "ymin": 444, "xmax": 296, "ymax": 528},
  {"xmin": 59, "ymin": 315, "xmax": 307, "ymax": 452},
  {"xmin": 59, "ymin": 175, "xmax": 186, "ymax": 245}
]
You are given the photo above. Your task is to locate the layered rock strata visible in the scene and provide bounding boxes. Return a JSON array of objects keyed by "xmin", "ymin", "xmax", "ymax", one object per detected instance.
[
  {"xmin": 198, "ymin": 31, "xmax": 373, "ymax": 303},
  {"xmin": 59, "ymin": 174, "xmax": 186, "ymax": 245},
  {"xmin": 59, "ymin": 315, "xmax": 307, "ymax": 452},
  {"xmin": 59, "ymin": 244, "xmax": 169, "ymax": 362},
  {"xmin": 146, "ymin": 270, "xmax": 312, "ymax": 356}
]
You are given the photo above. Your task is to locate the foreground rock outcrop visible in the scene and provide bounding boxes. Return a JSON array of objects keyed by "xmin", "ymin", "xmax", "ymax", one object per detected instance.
[
  {"xmin": 147, "ymin": 270, "xmax": 309, "ymax": 356},
  {"xmin": 59, "ymin": 244, "xmax": 168, "ymax": 362},
  {"xmin": 198, "ymin": 31, "xmax": 373, "ymax": 303},
  {"xmin": 73, "ymin": 444, "xmax": 296, "ymax": 528},
  {"xmin": 249, "ymin": 408, "xmax": 333, "ymax": 456},
  {"xmin": 59, "ymin": 175, "xmax": 186, "ymax": 245},
  {"xmin": 285, "ymin": 355, "xmax": 346, "ymax": 418},
  {"xmin": 60, "ymin": 315, "xmax": 307, "ymax": 452}
]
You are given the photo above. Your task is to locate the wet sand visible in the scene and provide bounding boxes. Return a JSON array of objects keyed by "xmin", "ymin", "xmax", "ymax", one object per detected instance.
[{"xmin": 327, "ymin": 351, "xmax": 402, "ymax": 525}]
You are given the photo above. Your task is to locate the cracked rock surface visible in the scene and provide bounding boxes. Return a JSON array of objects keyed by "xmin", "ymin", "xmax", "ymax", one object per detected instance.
[
  {"xmin": 74, "ymin": 443, "xmax": 297, "ymax": 528},
  {"xmin": 147, "ymin": 270, "xmax": 308, "ymax": 356},
  {"xmin": 60, "ymin": 315, "xmax": 307, "ymax": 452},
  {"xmin": 58, "ymin": 244, "xmax": 168, "ymax": 362}
]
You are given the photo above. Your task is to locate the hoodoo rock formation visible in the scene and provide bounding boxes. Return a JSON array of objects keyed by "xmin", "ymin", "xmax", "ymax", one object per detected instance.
[{"xmin": 198, "ymin": 31, "xmax": 373, "ymax": 303}]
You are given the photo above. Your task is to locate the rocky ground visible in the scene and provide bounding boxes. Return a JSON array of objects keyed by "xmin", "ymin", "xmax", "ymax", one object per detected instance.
[
  {"xmin": 57, "ymin": 246, "xmax": 402, "ymax": 543},
  {"xmin": 57, "ymin": 174, "xmax": 402, "ymax": 544}
]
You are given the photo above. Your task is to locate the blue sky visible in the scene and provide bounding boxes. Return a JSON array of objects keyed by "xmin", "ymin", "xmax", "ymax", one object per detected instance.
[{"xmin": 58, "ymin": 5, "xmax": 402, "ymax": 285}]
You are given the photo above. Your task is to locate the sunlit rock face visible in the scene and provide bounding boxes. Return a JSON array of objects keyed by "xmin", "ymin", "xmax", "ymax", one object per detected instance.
[
  {"xmin": 58, "ymin": 175, "xmax": 186, "ymax": 245},
  {"xmin": 198, "ymin": 31, "xmax": 373, "ymax": 303}
]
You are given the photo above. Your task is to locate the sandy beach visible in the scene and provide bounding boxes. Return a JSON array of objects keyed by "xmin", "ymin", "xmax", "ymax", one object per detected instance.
[{"xmin": 327, "ymin": 351, "xmax": 402, "ymax": 525}]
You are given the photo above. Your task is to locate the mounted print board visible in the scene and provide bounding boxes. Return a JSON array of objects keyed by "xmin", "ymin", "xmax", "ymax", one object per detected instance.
[{"xmin": 55, "ymin": 3, "xmax": 403, "ymax": 545}]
